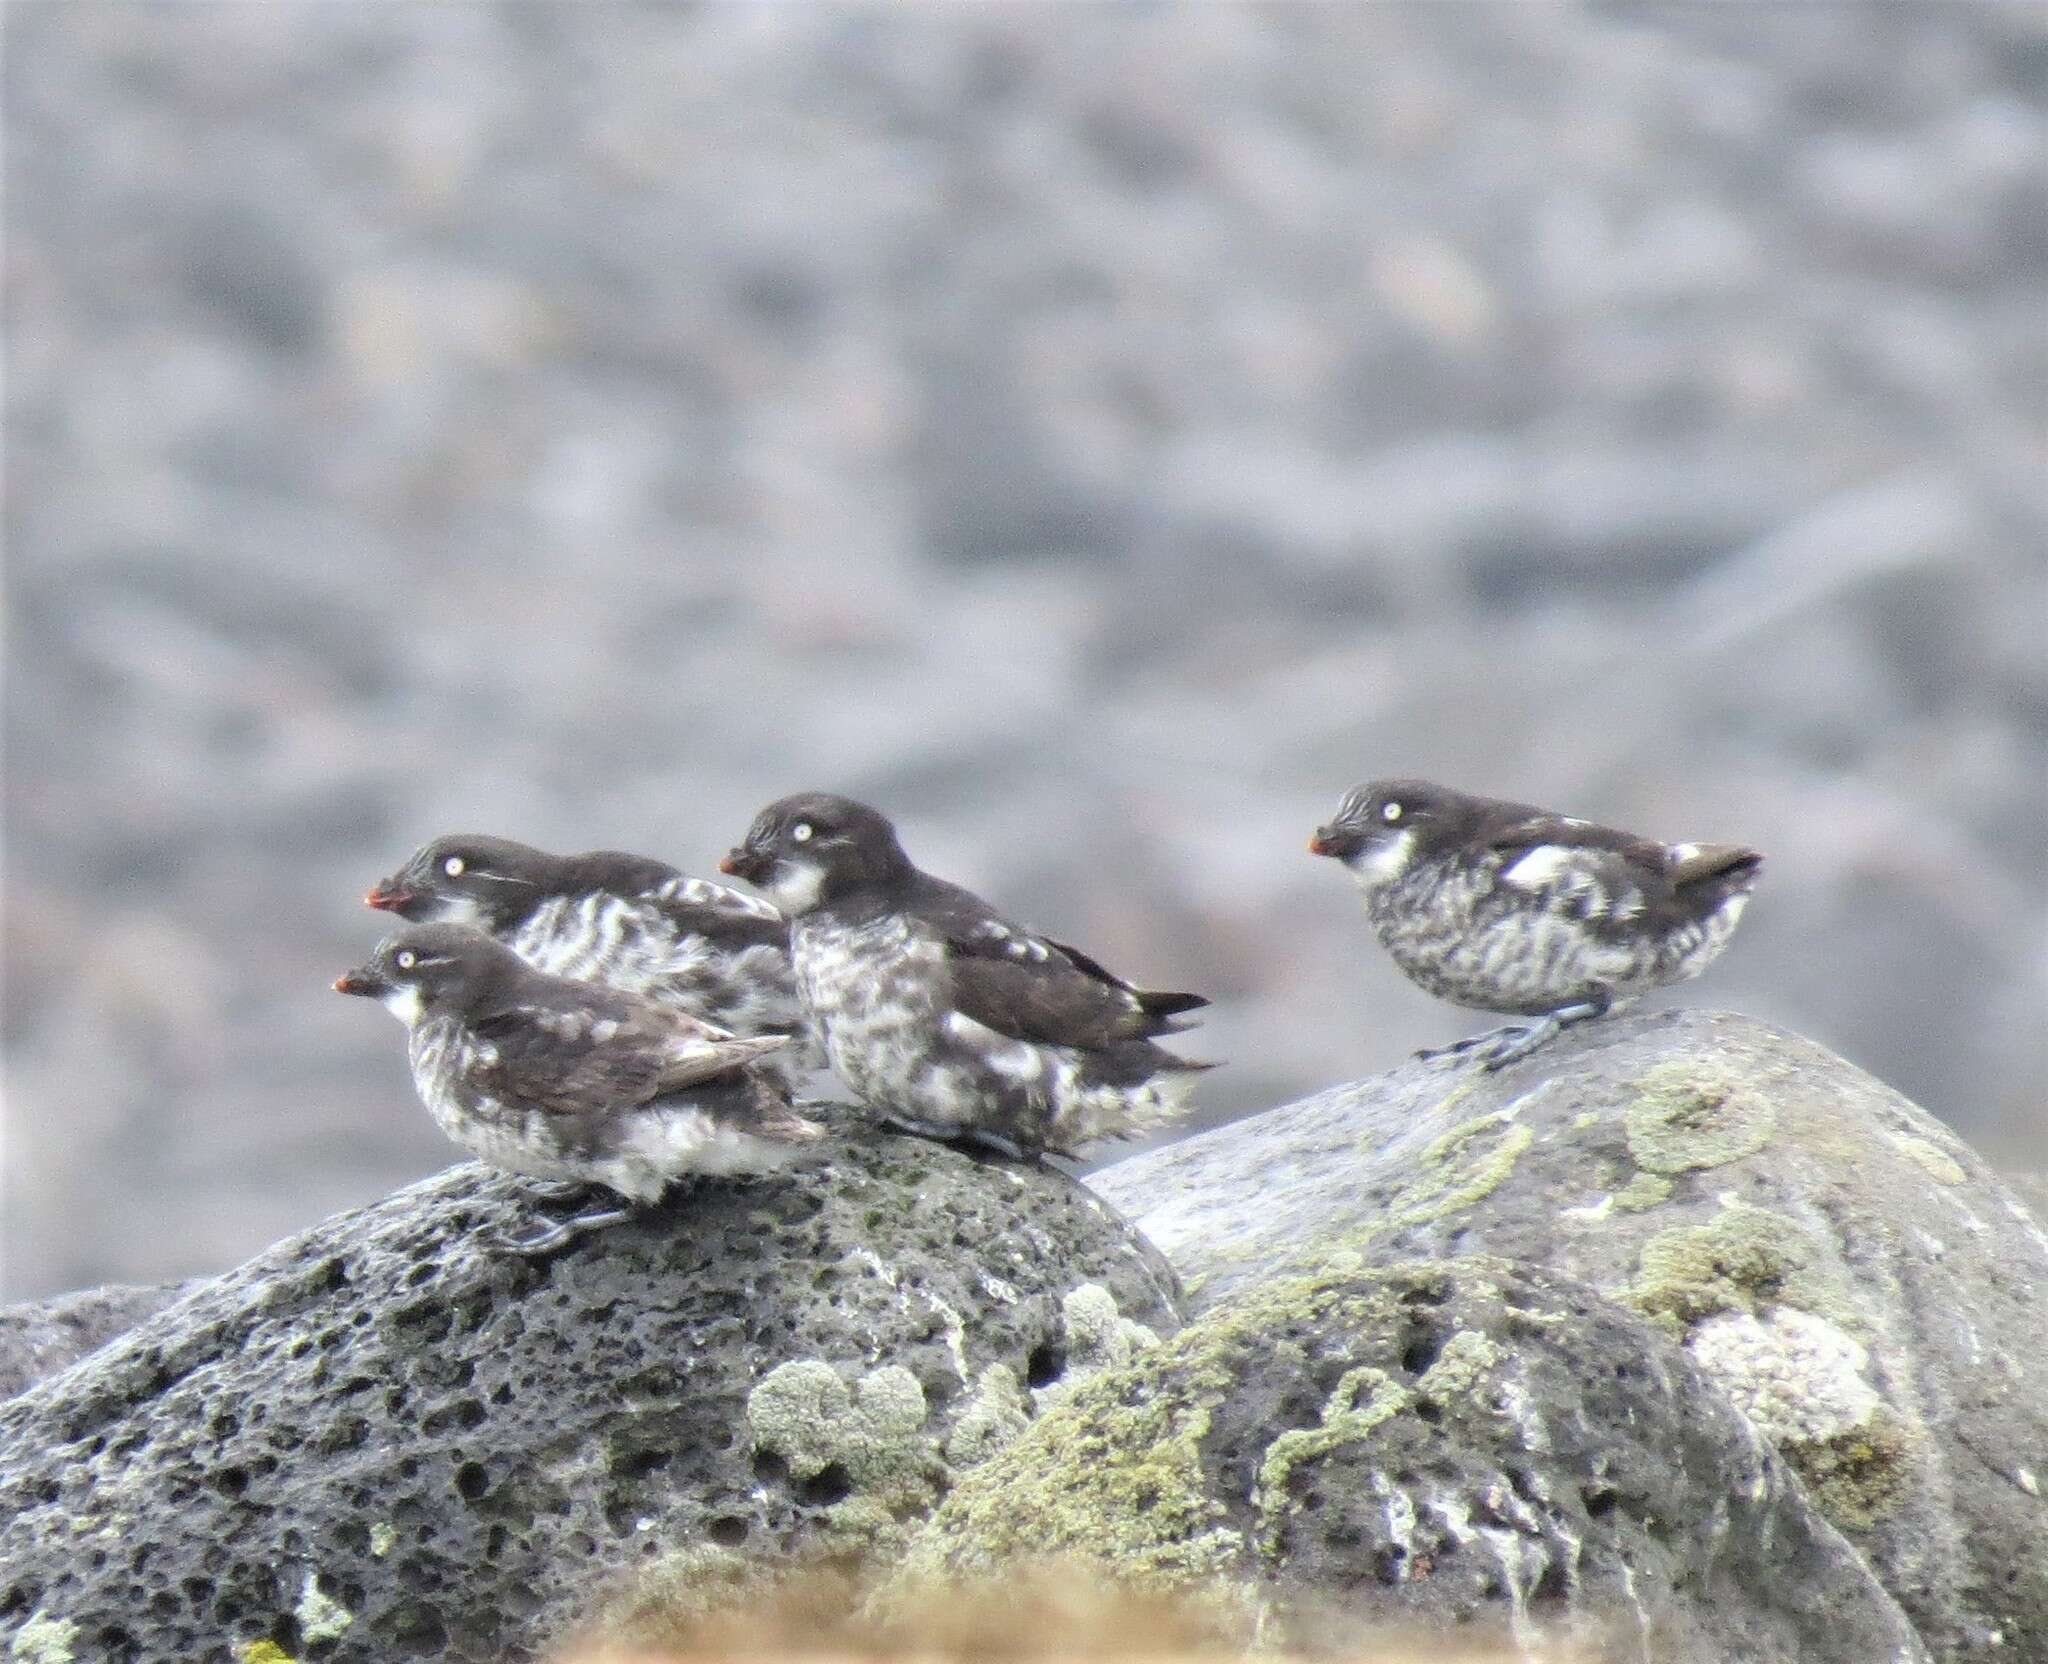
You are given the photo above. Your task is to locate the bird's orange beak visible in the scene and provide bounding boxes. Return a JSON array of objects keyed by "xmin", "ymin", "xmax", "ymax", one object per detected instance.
[
  {"xmin": 333, "ymin": 971, "xmax": 381, "ymax": 997},
  {"xmin": 364, "ymin": 881, "xmax": 413, "ymax": 912},
  {"xmin": 1307, "ymin": 831, "xmax": 1335, "ymax": 856}
]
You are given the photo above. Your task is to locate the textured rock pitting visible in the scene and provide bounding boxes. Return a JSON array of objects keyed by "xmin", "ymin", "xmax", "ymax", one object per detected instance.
[
  {"xmin": 1093, "ymin": 1009, "xmax": 2048, "ymax": 1662},
  {"xmin": 0, "ymin": 1127, "xmax": 1180, "ymax": 1664},
  {"xmin": 906, "ymin": 1256, "xmax": 1929, "ymax": 1663}
]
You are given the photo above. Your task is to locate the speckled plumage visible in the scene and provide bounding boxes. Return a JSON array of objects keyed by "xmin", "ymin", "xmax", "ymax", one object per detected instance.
[
  {"xmin": 366, "ymin": 833, "xmax": 820, "ymax": 1079},
  {"xmin": 722, "ymin": 793, "xmax": 1210, "ymax": 1158},
  {"xmin": 1312, "ymin": 778, "xmax": 1762, "ymax": 1068},
  {"xmin": 336, "ymin": 923, "xmax": 823, "ymax": 1249}
]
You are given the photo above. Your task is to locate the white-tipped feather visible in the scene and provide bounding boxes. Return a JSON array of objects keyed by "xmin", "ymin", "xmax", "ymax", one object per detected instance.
[{"xmin": 1502, "ymin": 845, "xmax": 1575, "ymax": 891}]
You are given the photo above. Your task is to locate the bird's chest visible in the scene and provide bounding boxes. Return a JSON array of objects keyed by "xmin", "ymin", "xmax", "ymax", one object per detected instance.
[
  {"xmin": 792, "ymin": 914, "xmax": 942, "ymax": 1086},
  {"xmin": 407, "ymin": 1017, "xmax": 588, "ymax": 1178},
  {"xmin": 509, "ymin": 895, "xmax": 700, "ymax": 992},
  {"xmin": 1367, "ymin": 855, "xmax": 1640, "ymax": 1010},
  {"xmin": 407, "ymin": 1017, "xmax": 492, "ymax": 1141}
]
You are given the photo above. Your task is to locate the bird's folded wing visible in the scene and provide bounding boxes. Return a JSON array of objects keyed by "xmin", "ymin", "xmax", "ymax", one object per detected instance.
[
  {"xmin": 468, "ymin": 1008, "xmax": 667, "ymax": 1117},
  {"xmin": 942, "ymin": 925, "xmax": 1160, "ymax": 1049}
]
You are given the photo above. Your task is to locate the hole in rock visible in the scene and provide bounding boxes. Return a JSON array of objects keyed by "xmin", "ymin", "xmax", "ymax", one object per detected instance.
[
  {"xmin": 793, "ymin": 1463, "xmax": 854, "ymax": 1507},
  {"xmin": 1025, "ymin": 1341, "xmax": 1067, "ymax": 1388}
]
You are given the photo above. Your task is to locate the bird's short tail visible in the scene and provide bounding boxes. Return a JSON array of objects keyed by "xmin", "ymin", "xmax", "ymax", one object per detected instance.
[
  {"xmin": 1670, "ymin": 844, "xmax": 1764, "ymax": 893},
  {"xmin": 1138, "ymin": 988, "xmax": 1209, "ymax": 1019}
]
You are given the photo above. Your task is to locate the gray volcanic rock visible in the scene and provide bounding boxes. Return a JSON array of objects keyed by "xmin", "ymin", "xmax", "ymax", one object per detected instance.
[
  {"xmin": 904, "ymin": 1256, "xmax": 1928, "ymax": 1663},
  {"xmin": 0, "ymin": 1279, "xmax": 195, "ymax": 1400},
  {"xmin": 0, "ymin": 1126, "xmax": 1179, "ymax": 1664},
  {"xmin": 1092, "ymin": 1009, "xmax": 2048, "ymax": 1663}
]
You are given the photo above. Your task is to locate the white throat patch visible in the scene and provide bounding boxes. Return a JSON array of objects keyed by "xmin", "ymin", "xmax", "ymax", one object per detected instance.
[
  {"xmin": 379, "ymin": 984, "xmax": 427, "ymax": 1027},
  {"xmin": 1348, "ymin": 827, "xmax": 1419, "ymax": 891},
  {"xmin": 759, "ymin": 857, "xmax": 825, "ymax": 917}
]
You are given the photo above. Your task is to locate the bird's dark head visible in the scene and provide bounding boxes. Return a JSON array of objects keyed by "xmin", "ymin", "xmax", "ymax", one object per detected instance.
[
  {"xmin": 1309, "ymin": 778, "xmax": 1468, "ymax": 889},
  {"xmin": 333, "ymin": 923, "xmax": 522, "ymax": 1026},
  {"xmin": 720, "ymin": 792, "xmax": 911, "ymax": 915},
  {"xmin": 364, "ymin": 834, "xmax": 553, "ymax": 930}
]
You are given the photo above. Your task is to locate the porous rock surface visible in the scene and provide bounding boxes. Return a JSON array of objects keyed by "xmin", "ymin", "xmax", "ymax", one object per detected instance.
[
  {"xmin": 0, "ymin": 1123, "xmax": 1179, "ymax": 1664},
  {"xmin": 0, "ymin": 1279, "xmax": 196, "ymax": 1401},
  {"xmin": 1092, "ymin": 1008, "xmax": 2048, "ymax": 1663},
  {"xmin": 905, "ymin": 1255, "xmax": 1928, "ymax": 1663}
]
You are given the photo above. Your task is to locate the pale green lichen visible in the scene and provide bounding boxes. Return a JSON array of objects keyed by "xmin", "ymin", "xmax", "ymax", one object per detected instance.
[
  {"xmin": 9, "ymin": 1612, "xmax": 78, "ymax": 1664},
  {"xmin": 1254, "ymin": 1367, "xmax": 1410, "ymax": 1552},
  {"xmin": 944, "ymin": 1364, "xmax": 1031, "ymax": 1467},
  {"xmin": 1787, "ymin": 1408, "xmax": 1918, "ymax": 1530},
  {"xmin": 901, "ymin": 1261, "xmax": 1494, "ymax": 1592},
  {"xmin": 1625, "ymin": 1062, "xmax": 1776, "ymax": 1174},
  {"xmin": 1627, "ymin": 1205, "xmax": 1855, "ymax": 1339},
  {"xmin": 747, "ymin": 1361, "xmax": 944, "ymax": 1555},
  {"xmin": 294, "ymin": 1573, "xmax": 353, "ymax": 1645},
  {"xmin": 586, "ymin": 1544, "xmax": 764, "ymax": 1648},
  {"xmin": 1416, "ymin": 1328, "xmax": 1504, "ymax": 1402},
  {"xmin": 1889, "ymin": 1134, "xmax": 1966, "ymax": 1187},
  {"xmin": 1388, "ymin": 1112, "xmax": 1535, "ymax": 1226},
  {"xmin": 1571, "ymin": 1110, "xmax": 1602, "ymax": 1133},
  {"xmin": 368, "ymin": 1522, "xmax": 398, "ymax": 1558},
  {"xmin": 1036, "ymin": 1283, "xmax": 1160, "ymax": 1408},
  {"xmin": 1614, "ymin": 1171, "xmax": 1674, "ymax": 1213},
  {"xmin": 239, "ymin": 1644, "xmax": 295, "ymax": 1664}
]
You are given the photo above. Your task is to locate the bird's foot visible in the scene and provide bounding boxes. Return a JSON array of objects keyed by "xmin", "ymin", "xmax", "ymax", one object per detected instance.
[
  {"xmin": 523, "ymin": 1180, "xmax": 600, "ymax": 1206},
  {"xmin": 1420, "ymin": 994, "xmax": 1612, "ymax": 1073},
  {"xmin": 494, "ymin": 1204, "xmax": 635, "ymax": 1258},
  {"xmin": 879, "ymin": 1113, "xmax": 1037, "ymax": 1164}
]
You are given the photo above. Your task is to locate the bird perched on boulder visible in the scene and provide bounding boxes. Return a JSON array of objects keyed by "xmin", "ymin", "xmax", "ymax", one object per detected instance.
[
  {"xmin": 1309, "ymin": 778, "xmax": 1762, "ymax": 1069},
  {"xmin": 718, "ymin": 793, "xmax": 1211, "ymax": 1159},
  {"xmin": 334, "ymin": 922, "xmax": 823, "ymax": 1252},
  {"xmin": 364, "ymin": 833, "xmax": 819, "ymax": 1079}
]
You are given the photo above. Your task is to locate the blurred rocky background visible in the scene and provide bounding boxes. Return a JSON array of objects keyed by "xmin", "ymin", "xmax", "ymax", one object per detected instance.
[{"xmin": 4, "ymin": 2, "xmax": 2043, "ymax": 1299}]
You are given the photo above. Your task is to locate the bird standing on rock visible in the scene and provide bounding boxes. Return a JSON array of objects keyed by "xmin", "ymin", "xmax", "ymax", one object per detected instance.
[
  {"xmin": 364, "ymin": 832, "xmax": 820, "ymax": 1080},
  {"xmin": 719, "ymin": 793, "xmax": 1212, "ymax": 1159},
  {"xmin": 334, "ymin": 922, "xmax": 824, "ymax": 1252},
  {"xmin": 1309, "ymin": 778, "xmax": 1762, "ymax": 1069}
]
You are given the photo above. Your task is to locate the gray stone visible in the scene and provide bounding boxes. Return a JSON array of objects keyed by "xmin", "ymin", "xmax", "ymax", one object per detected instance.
[
  {"xmin": 904, "ymin": 1255, "xmax": 1928, "ymax": 1663},
  {"xmin": 0, "ymin": 1280, "xmax": 196, "ymax": 1400},
  {"xmin": 1093, "ymin": 1008, "xmax": 2048, "ymax": 1663},
  {"xmin": 0, "ymin": 1125, "xmax": 1179, "ymax": 1664}
]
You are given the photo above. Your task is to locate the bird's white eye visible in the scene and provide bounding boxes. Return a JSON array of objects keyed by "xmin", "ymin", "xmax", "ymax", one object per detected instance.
[
  {"xmin": 1381, "ymin": 801, "xmax": 1404, "ymax": 823},
  {"xmin": 442, "ymin": 855, "xmax": 465, "ymax": 877},
  {"xmin": 791, "ymin": 822, "xmax": 814, "ymax": 843},
  {"xmin": 396, "ymin": 949, "xmax": 417, "ymax": 970}
]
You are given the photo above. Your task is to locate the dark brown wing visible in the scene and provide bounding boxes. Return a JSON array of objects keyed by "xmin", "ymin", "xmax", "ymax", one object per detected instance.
[
  {"xmin": 1484, "ymin": 814, "xmax": 1761, "ymax": 928},
  {"xmin": 468, "ymin": 1006, "xmax": 670, "ymax": 1118},
  {"xmin": 938, "ymin": 921, "xmax": 1196, "ymax": 1050}
]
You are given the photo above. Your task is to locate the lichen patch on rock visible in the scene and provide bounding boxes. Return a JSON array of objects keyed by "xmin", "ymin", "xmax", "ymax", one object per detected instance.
[{"xmin": 1624, "ymin": 1061, "xmax": 1777, "ymax": 1175}]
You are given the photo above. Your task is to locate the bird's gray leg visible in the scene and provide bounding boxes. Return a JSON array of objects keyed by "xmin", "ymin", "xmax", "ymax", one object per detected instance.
[
  {"xmin": 1422, "ymin": 986, "xmax": 1615, "ymax": 1072},
  {"xmin": 495, "ymin": 1203, "xmax": 636, "ymax": 1258}
]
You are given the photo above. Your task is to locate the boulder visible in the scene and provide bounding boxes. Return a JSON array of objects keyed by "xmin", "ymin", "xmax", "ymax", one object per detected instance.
[
  {"xmin": 0, "ymin": 1280, "xmax": 196, "ymax": 1401},
  {"xmin": 1092, "ymin": 1009, "xmax": 2048, "ymax": 1663},
  {"xmin": 0, "ymin": 1125, "xmax": 1180, "ymax": 1664},
  {"xmin": 904, "ymin": 1256, "xmax": 1928, "ymax": 1662}
]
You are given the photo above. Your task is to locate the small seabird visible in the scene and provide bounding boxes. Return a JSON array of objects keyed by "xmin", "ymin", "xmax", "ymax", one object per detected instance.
[
  {"xmin": 1309, "ymin": 778, "xmax": 1763, "ymax": 1069},
  {"xmin": 718, "ymin": 793, "xmax": 1211, "ymax": 1159},
  {"xmin": 364, "ymin": 833, "xmax": 819, "ymax": 1078},
  {"xmin": 334, "ymin": 923, "xmax": 824, "ymax": 1252}
]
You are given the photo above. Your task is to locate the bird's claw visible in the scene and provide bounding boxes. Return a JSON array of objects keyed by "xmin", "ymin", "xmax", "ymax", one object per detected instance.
[
  {"xmin": 880, "ymin": 1113, "xmax": 1037, "ymax": 1164},
  {"xmin": 1419, "ymin": 996, "xmax": 1612, "ymax": 1073},
  {"xmin": 494, "ymin": 1205, "xmax": 635, "ymax": 1258}
]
